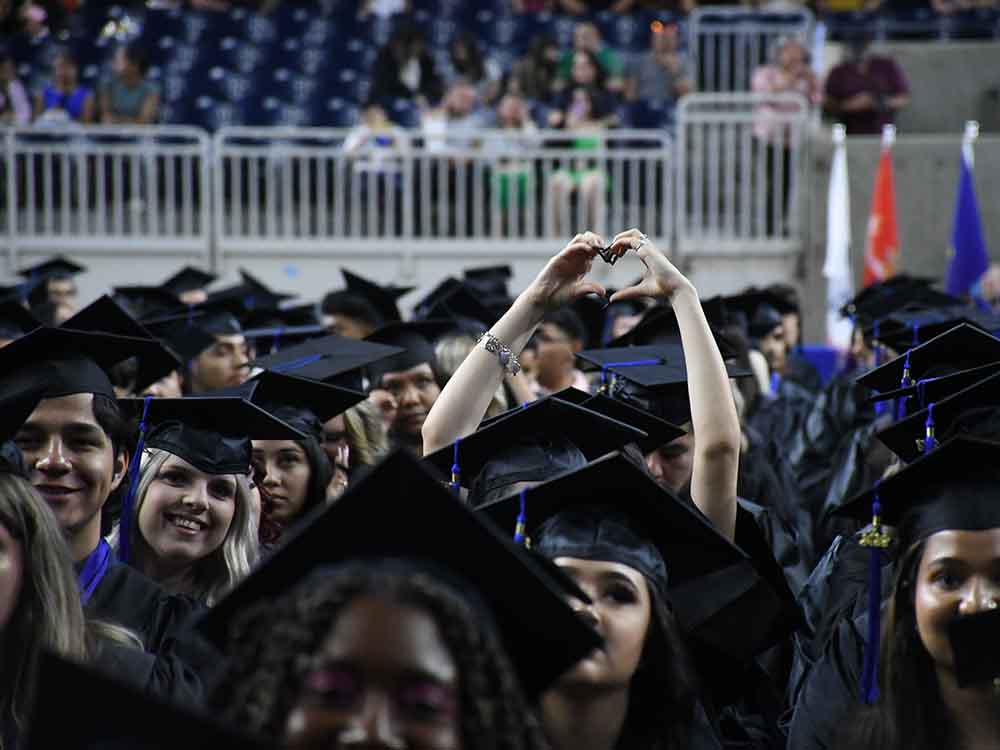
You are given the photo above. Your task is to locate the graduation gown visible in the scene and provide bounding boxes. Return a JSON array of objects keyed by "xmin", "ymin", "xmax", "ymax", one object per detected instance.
[
  {"xmin": 784, "ymin": 351, "xmax": 824, "ymax": 394},
  {"xmin": 85, "ymin": 561, "xmax": 202, "ymax": 654}
]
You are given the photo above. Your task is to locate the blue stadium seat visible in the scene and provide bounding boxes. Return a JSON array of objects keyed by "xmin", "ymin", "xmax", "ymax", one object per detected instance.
[
  {"xmin": 945, "ymin": 8, "xmax": 999, "ymax": 39},
  {"xmin": 318, "ymin": 97, "xmax": 360, "ymax": 128},
  {"xmin": 880, "ymin": 7, "xmax": 944, "ymax": 40},
  {"xmin": 382, "ymin": 97, "xmax": 420, "ymax": 128},
  {"xmin": 622, "ymin": 100, "xmax": 672, "ymax": 129}
]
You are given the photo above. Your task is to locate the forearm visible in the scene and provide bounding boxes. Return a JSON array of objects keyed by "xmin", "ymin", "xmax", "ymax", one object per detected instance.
[
  {"xmin": 422, "ymin": 292, "xmax": 544, "ymax": 454},
  {"xmin": 672, "ymin": 284, "xmax": 740, "ymax": 540}
]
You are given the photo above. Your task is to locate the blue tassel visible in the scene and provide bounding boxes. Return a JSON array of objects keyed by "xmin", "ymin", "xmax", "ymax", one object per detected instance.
[
  {"xmin": 119, "ymin": 395, "xmax": 153, "ymax": 565},
  {"xmin": 599, "ymin": 358, "xmax": 663, "ymax": 395},
  {"xmin": 859, "ymin": 486, "xmax": 890, "ymax": 704},
  {"xmin": 514, "ymin": 489, "xmax": 528, "ymax": 547},
  {"xmin": 923, "ymin": 402, "xmax": 936, "ymax": 455},
  {"xmin": 271, "ymin": 353, "xmax": 322, "ymax": 373},
  {"xmin": 449, "ymin": 438, "xmax": 461, "ymax": 493},
  {"xmin": 896, "ymin": 350, "xmax": 913, "ymax": 421}
]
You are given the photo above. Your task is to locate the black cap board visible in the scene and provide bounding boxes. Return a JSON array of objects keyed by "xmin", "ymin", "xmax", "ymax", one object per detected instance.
[
  {"xmin": 251, "ymin": 333, "xmax": 406, "ymax": 383},
  {"xmin": 948, "ymin": 609, "xmax": 1000, "ymax": 688},
  {"xmin": 841, "ymin": 275, "xmax": 958, "ymax": 324},
  {"xmin": 412, "ymin": 278, "xmax": 496, "ymax": 327},
  {"xmin": 0, "ymin": 327, "xmax": 173, "ymax": 399},
  {"xmin": 867, "ymin": 305, "xmax": 1000, "ymax": 354},
  {"xmin": 61, "ymin": 295, "xmax": 183, "ymax": 392},
  {"xmin": 366, "ymin": 320, "xmax": 457, "ymax": 384},
  {"xmin": 197, "ymin": 449, "xmax": 602, "ymax": 698},
  {"xmin": 875, "ymin": 369, "xmax": 1000, "ymax": 462},
  {"xmin": 17, "ymin": 256, "xmax": 86, "ymax": 281},
  {"xmin": 25, "ymin": 651, "xmax": 272, "ymax": 750},
  {"xmin": 551, "ymin": 386, "xmax": 686, "ymax": 453},
  {"xmin": 856, "ymin": 323, "xmax": 1000, "ymax": 394},
  {"xmin": 112, "ymin": 284, "xmax": 184, "ymax": 320},
  {"xmin": 606, "ymin": 301, "xmax": 740, "ymax": 359},
  {"xmin": 141, "ymin": 312, "xmax": 221, "ymax": 364},
  {"xmin": 0, "ymin": 300, "xmax": 40, "ymax": 340},
  {"xmin": 835, "ymin": 436, "xmax": 1000, "ymax": 546},
  {"xmin": 161, "ymin": 265, "xmax": 217, "ymax": 295},
  {"xmin": 342, "ymin": 269, "xmax": 413, "ymax": 324},
  {"xmin": 122, "ymin": 395, "xmax": 306, "ymax": 476},
  {"xmin": 867, "ymin": 362, "xmax": 1000, "ymax": 405}
]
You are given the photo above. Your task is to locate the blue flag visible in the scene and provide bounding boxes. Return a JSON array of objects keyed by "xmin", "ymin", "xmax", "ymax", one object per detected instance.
[{"xmin": 945, "ymin": 154, "xmax": 989, "ymax": 297}]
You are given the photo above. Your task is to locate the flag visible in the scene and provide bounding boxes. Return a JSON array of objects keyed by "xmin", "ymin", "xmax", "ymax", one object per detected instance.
[
  {"xmin": 862, "ymin": 134, "xmax": 899, "ymax": 287},
  {"xmin": 944, "ymin": 142, "xmax": 989, "ymax": 297},
  {"xmin": 824, "ymin": 125, "xmax": 853, "ymax": 350}
]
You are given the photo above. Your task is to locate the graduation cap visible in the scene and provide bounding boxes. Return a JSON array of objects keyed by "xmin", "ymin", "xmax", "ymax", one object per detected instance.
[
  {"xmin": 112, "ymin": 284, "xmax": 183, "ymax": 320},
  {"xmin": 366, "ymin": 319, "xmax": 459, "ymax": 384},
  {"xmin": 0, "ymin": 300, "xmax": 40, "ymax": 341},
  {"xmin": 412, "ymin": 278, "xmax": 496, "ymax": 328},
  {"xmin": 463, "ymin": 265, "xmax": 512, "ymax": 297},
  {"xmin": 17, "ymin": 256, "xmax": 86, "ymax": 282},
  {"xmin": 869, "ymin": 305, "xmax": 1000, "ymax": 354},
  {"xmin": 867, "ymin": 361, "xmax": 1000, "ymax": 407},
  {"xmin": 0, "ymin": 327, "xmax": 173, "ymax": 399},
  {"xmin": 841, "ymin": 275, "xmax": 958, "ymax": 324},
  {"xmin": 855, "ymin": 324, "xmax": 1000, "ymax": 395},
  {"xmin": 197, "ymin": 449, "xmax": 602, "ymax": 698},
  {"xmin": 577, "ymin": 344, "xmax": 751, "ymax": 426},
  {"xmin": 606, "ymin": 300, "xmax": 740, "ymax": 358},
  {"xmin": 476, "ymin": 452, "xmax": 785, "ymax": 660},
  {"xmin": 24, "ymin": 651, "xmax": 271, "ymax": 750},
  {"xmin": 724, "ymin": 289, "xmax": 792, "ymax": 340},
  {"xmin": 948, "ymin": 609, "xmax": 1000, "ymax": 688},
  {"xmin": 161, "ymin": 265, "xmax": 217, "ymax": 295},
  {"xmin": 239, "ymin": 268, "xmax": 296, "ymax": 307},
  {"xmin": 342, "ymin": 269, "xmax": 413, "ymax": 324},
  {"xmin": 223, "ymin": 369, "xmax": 367, "ymax": 439},
  {"xmin": 141, "ymin": 312, "xmax": 220, "ymax": 364},
  {"xmin": 251, "ymin": 333, "xmax": 405, "ymax": 386},
  {"xmin": 552, "ymin": 386, "xmax": 686, "ymax": 453},
  {"xmin": 423, "ymin": 396, "xmax": 647, "ymax": 504},
  {"xmin": 61, "ymin": 295, "xmax": 183, "ymax": 392},
  {"xmin": 876, "ymin": 369, "xmax": 1000, "ymax": 462}
]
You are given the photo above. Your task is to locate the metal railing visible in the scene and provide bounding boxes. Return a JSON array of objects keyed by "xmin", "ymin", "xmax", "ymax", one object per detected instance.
[
  {"xmin": 688, "ymin": 7, "xmax": 814, "ymax": 93},
  {"xmin": 3, "ymin": 125, "xmax": 212, "ymax": 259},
  {"xmin": 675, "ymin": 92, "xmax": 812, "ymax": 253},
  {"xmin": 212, "ymin": 128, "xmax": 674, "ymax": 253}
]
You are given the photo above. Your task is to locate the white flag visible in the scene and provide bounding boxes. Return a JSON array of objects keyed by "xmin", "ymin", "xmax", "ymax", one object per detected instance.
[{"xmin": 824, "ymin": 124, "xmax": 854, "ymax": 351}]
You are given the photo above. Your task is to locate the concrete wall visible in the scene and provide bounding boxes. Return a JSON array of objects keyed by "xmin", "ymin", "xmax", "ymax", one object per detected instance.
[{"xmin": 800, "ymin": 132, "xmax": 1000, "ymax": 343}]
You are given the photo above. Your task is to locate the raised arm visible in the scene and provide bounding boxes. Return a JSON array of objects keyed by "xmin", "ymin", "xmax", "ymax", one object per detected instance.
[
  {"xmin": 609, "ymin": 229, "xmax": 740, "ymax": 541},
  {"xmin": 422, "ymin": 233, "xmax": 606, "ymax": 455}
]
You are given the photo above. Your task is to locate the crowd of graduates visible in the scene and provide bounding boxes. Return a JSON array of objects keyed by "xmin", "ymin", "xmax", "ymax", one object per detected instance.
[{"xmin": 1, "ymin": 230, "xmax": 999, "ymax": 750}]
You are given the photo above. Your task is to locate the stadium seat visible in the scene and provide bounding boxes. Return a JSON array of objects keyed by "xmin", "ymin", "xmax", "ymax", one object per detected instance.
[
  {"xmin": 945, "ymin": 8, "xmax": 999, "ymax": 40},
  {"xmin": 383, "ymin": 97, "xmax": 420, "ymax": 128},
  {"xmin": 622, "ymin": 100, "xmax": 673, "ymax": 130},
  {"xmin": 319, "ymin": 97, "xmax": 361, "ymax": 128}
]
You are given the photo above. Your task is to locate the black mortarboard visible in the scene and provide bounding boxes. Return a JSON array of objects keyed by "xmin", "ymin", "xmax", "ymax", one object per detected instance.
[
  {"xmin": 869, "ymin": 305, "xmax": 1000, "ymax": 354},
  {"xmin": 251, "ymin": 333, "xmax": 405, "ymax": 385},
  {"xmin": 242, "ymin": 323, "xmax": 328, "ymax": 355},
  {"xmin": 25, "ymin": 652, "xmax": 271, "ymax": 750},
  {"xmin": 366, "ymin": 320, "xmax": 456, "ymax": 383},
  {"xmin": 242, "ymin": 301, "xmax": 322, "ymax": 331},
  {"xmin": 17, "ymin": 256, "xmax": 86, "ymax": 281},
  {"xmin": 0, "ymin": 278, "xmax": 44, "ymax": 307},
  {"xmin": 161, "ymin": 265, "xmax": 218, "ymax": 295},
  {"xmin": 422, "ymin": 397, "xmax": 646, "ymax": 503},
  {"xmin": 122, "ymin": 395, "xmax": 306, "ymax": 476},
  {"xmin": 463, "ymin": 265, "xmax": 512, "ymax": 297},
  {"xmin": 841, "ymin": 275, "xmax": 958, "ymax": 324},
  {"xmin": 141, "ymin": 312, "xmax": 220, "ymax": 364},
  {"xmin": 342, "ymin": 269, "xmax": 413, "ymax": 324},
  {"xmin": 606, "ymin": 300, "xmax": 739, "ymax": 358},
  {"xmin": 112, "ymin": 285, "xmax": 183, "ymax": 320},
  {"xmin": 724, "ymin": 289, "xmax": 792, "ymax": 340},
  {"xmin": 948, "ymin": 609, "xmax": 1000, "ymax": 688},
  {"xmin": 475, "ymin": 452, "xmax": 784, "ymax": 660},
  {"xmin": 223, "ymin": 369, "xmax": 367, "ymax": 440},
  {"xmin": 577, "ymin": 344, "xmax": 750, "ymax": 425},
  {"xmin": 836, "ymin": 436, "xmax": 1000, "ymax": 544},
  {"xmin": 868, "ymin": 361, "xmax": 1000, "ymax": 406},
  {"xmin": 239, "ymin": 268, "xmax": 296, "ymax": 306},
  {"xmin": 0, "ymin": 300, "xmax": 39, "ymax": 341},
  {"xmin": 0, "ymin": 327, "xmax": 172, "ymax": 399},
  {"xmin": 61, "ymin": 295, "xmax": 182, "ymax": 392},
  {"xmin": 198, "ymin": 449, "xmax": 601, "ymax": 697},
  {"xmin": 875, "ymin": 370, "xmax": 1000, "ymax": 462},
  {"xmin": 856, "ymin": 324, "xmax": 1000, "ymax": 394},
  {"xmin": 552, "ymin": 386, "xmax": 686, "ymax": 453},
  {"xmin": 412, "ymin": 279, "xmax": 496, "ymax": 328}
]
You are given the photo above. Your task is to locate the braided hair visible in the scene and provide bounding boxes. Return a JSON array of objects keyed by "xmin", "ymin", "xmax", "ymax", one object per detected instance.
[{"xmin": 212, "ymin": 561, "xmax": 550, "ymax": 750}]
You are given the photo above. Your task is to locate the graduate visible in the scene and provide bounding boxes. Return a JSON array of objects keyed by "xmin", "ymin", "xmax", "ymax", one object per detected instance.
[{"xmin": 200, "ymin": 449, "xmax": 600, "ymax": 749}]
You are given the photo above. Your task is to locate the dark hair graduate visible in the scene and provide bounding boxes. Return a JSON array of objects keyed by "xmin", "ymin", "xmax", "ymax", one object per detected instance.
[
  {"xmin": 212, "ymin": 561, "xmax": 549, "ymax": 750},
  {"xmin": 835, "ymin": 539, "xmax": 954, "ymax": 750}
]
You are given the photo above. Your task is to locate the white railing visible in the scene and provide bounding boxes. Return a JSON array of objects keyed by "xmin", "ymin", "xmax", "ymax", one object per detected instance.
[
  {"xmin": 688, "ymin": 7, "xmax": 814, "ymax": 93},
  {"xmin": 212, "ymin": 128, "xmax": 674, "ymax": 253},
  {"xmin": 675, "ymin": 92, "xmax": 812, "ymax": 253},
  {"xmin": 3, "ymin": 125, "xmax": 212, "ymax": 259}
]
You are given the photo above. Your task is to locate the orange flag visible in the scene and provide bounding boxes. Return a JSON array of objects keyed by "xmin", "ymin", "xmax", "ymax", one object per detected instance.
[{"xmin": 862, "ymin": 126, "xmax": 900, "ymax": 287}]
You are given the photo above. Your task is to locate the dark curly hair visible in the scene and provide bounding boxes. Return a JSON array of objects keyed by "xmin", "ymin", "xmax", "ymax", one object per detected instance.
[{"xmin": 211, "ymin": 561, "xmax": 550, "ymax": 750}]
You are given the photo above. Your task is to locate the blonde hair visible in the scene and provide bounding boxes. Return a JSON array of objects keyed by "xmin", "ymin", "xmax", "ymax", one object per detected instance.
[
  {"xmin": 109, "ymin": 449, "xmax": 259, "ymax": 606},
  {"xmin": 0, "ymin": 473, "xmax": 89, "ymax": 737},
  {"xmin": 435, "ymin": 334, "xmax": 510, "ymax": 418},
  {"xmin": 343, "ymin": 399, "xmax": 389, "ymax": 468}
]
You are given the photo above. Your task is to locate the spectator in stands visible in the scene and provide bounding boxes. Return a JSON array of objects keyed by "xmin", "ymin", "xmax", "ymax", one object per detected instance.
[
  {"xmin": 548, "ymin": 53, "xmax": 617, "ymax": 128},
  {"xmin": 547, "ymin": 86, "xmax": 614, "ymax": 235},
  {"xmin": 625, "ymin": 21, "xmax": 693, "ymax": 105},
  {"xmin": 357, "ymin": 0, "xmax": 411, "ymax": 19},
  {"xmin": 421, "ymin": 80, "xmax": 490, "ymax": 152},
  {"xmin": 488, "ymin": 93, "xmax": 539, "ymax": 224},
  {"xmin": 34, "ymin": 47, "xmax": 94, "ymax": 124},
  {"xmin": 823, "ymin": 32, "xmax": 909, "ymax": 136},
  {"xmin": 343, "ymin": 102, "xmax": 408, "ymax": 172},
  {"xmin": 447, "ymin": 31, "xmax": 502, "ymax": 104},
  {"xmin": 751, "ymin": 35, "xmax": 820, "ymax": 234},
  {"xmin": 99, "ymin": 42, "xmax": 159, "ymax": 125},
  {"xmin": 0, "ymin": 46, "xmax": 31, "ymax": 125},
  {"xmin": 511, "ymin": 34, "xmax": 561, "ymax": 105},
  {"xmin": 556, "ymin": 22, "xmax": 624, "ymax": 96},
  {"xmin": 370, "ymin": 26, "xmax": 444, "ymax": 109}
]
